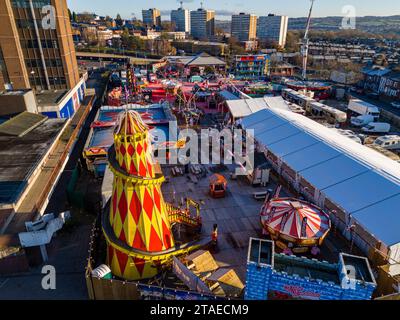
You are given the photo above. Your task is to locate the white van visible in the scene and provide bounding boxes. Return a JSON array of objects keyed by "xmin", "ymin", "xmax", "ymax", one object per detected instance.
[
  {"xmin": 348, "ymin": 99, "xmax": 380, "ymax": 121},
  {"xmin": 361, "ymin": 122, "xmax": 391, "ymax": 134},
  {"xmin": 373, "ymin": 135, "xmax": 400, "ymax": 150},
  {"xmin": 351, "ymin": 114, "xmax": 374, "ymax": 127}
]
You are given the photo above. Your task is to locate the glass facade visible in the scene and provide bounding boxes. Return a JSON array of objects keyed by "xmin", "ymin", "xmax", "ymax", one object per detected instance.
[{"xmin": 11, "ymin": 0, "xmax": 67, "ymax": 90}]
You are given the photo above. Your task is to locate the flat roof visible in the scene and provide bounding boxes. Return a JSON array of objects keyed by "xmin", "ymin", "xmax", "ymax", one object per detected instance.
[
  {"xmin": 0, "ymin": 89, "xmax": 32, "ymax": 96},
  {"xmin": 274, "ymin": 254, "xmax": 339, "ymax": 284},
  {"xmin": 242, "ymin": 106, "xmax": 400, "ymax": 246},
  {"xmin": 35, "ymin": 90, "xmax": 68, "ymax": 106},
  {"xmin": 0, "ymin": 112, "xmax": 47, "ymax": 137},
  {"xmin": 0, "ymin": 119, "xmax": 66, "ymax": 204},
  {"xmin": 228, "ymin": 96, "xmax": 290, "ymax": 119}
]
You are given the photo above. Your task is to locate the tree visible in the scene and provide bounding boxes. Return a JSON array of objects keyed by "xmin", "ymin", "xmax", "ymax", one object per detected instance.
[
  {"xmin": 204, "ymin": 66, "xmax": 215, "ymax": 74},
  {"xmin": 259, "ymin": 39, "xmax": 279, "ymax": 50},
  {"xmin": 215, "ymin": 27, "xmax": 225, "ymax": 36},
  {"xmin": 161, "ymin": 21, "xmax": 174, "ymax": 32},
  {"xmin": 72, "ymin": 11, "xmax": 77, "ymax": 23},
  {"xmin": 68, "ymin": 9, "xmax": 72, "ymax": 21},
  {"xmin": 116, "ymin": 14, "xmax": 123, "ymax": 27},
  {"xmin": 227, "ymin": 36, "xmax": 245, "ymax": 56},
  {"xmin": 148, "ymin": 39, "xmax": 176, "ymax": 56},
  {"xmin": 285, "ymin": 31, "xmax": 301, "ymax": 53},
  {"xmin": 77, "ymin": 12, "xmax": 95, "ymax": 23}
]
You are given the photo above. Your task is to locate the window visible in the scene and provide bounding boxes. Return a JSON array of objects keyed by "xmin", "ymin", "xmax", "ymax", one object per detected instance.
[
  {"xmin": 26, "ymin": 59, "xmax": 62, "ymax": 68},
  {"xmin": 12, "ymin": 0, "xmax": 51, "ymax": 8},
  {"xmin": 22, "ymin": 39, "xmax": 59, "ymax": 49}
]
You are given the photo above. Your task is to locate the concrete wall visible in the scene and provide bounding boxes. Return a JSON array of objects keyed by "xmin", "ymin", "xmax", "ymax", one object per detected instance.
[{"xmin": 0, "ymin": 90, "xmax": 38, "ymax": 116}]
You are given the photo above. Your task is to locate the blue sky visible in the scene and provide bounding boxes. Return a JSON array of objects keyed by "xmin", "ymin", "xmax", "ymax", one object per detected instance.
[{"xmin": 67, "ymin": 0, "xmax": 399, "ymax": 20}]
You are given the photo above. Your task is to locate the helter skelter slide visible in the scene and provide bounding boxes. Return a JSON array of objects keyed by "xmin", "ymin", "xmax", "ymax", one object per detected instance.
[{"xmin": 102, "ymin": 110, "xmax": 209, "ymax": 280}]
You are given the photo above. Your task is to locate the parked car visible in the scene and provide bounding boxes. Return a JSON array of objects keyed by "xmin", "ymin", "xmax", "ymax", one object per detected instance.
[
  {"xmin": 361, "ymin": 122, "xmax": 391, "ymax": 134},
  {"xmin": 350, "ymin": 114, "xmax": 374, "ymax": 127},
  {"xmin": 391, "ymin": 102, "xmax": 400, "ymax": 109}
]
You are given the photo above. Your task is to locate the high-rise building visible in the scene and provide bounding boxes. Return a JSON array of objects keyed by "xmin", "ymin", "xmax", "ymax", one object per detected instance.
[
  {"xmin": 142, "ymin": 8, "xmax": 161, "ymax": 28},
  {"xmin": 171, "ymin": 2, "xmax": 190, "ymax": 33},
  {"xmin": 257, "ymin": 14, "xmax": 289, "ymax": 47},
  {"xmin": 0, "ymin": 0, "xmax": 80, "ymax": 91},
  {"xmin": 231, "ymin": 13, "xmax": 257, "ymax": 42},
  {"xmin": 190, "ymin": 7, "xmax": 215, "ymax": 40}
]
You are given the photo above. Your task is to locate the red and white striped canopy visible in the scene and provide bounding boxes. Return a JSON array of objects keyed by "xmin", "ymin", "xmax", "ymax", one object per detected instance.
[{"xmin": 261, "ymin": 198, "xmax": 330, "ymax": 240}]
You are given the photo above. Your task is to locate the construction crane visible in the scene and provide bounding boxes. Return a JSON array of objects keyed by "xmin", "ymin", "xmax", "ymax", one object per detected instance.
[{"xmin": 301, "ymin": 0, "xmax": 316, "ymax": 80}]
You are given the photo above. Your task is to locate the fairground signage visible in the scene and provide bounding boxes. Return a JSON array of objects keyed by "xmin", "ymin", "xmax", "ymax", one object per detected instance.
[{"xmin": 282, "ymin": 285, "xmax": 321, "ymax": 300}]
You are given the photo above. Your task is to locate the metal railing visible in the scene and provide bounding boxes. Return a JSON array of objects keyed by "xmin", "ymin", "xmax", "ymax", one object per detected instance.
[
  {"xmin": 32, "ymin": 96, "xmax": 95, "ymax": 217},
  {"xmin": 165, "ymin": 202, "xmax": 202, "ymax": 228}
]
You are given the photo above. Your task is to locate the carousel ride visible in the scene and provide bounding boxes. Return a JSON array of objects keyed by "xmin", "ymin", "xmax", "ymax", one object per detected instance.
[
  {"xmin": 260, "ymin": 193, "xmax": 331, "ymax": 254},
  {"xmin": 102, "ymin": 110, "xmax": 210, "ymax": 280}
]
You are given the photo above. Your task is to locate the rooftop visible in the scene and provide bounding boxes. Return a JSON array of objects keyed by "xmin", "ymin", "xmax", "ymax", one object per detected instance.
[
  {"xmin": 375, "ymin": 135, "xmax": 400, "ymax": 142},
  {"xmin": 0, "ymin": 89, "xmax": 32, "ymax": 96},
  {"xmin": 274, "ymin": 254, "xmax": 339, "ymax": 284},
  {"xmin": 35, "ymin": 90, "xmax": 68, "ymax": 106},
  {"xmin": 0, "ymin": 112, "xmax": 47, "ymax": 137},
  {"xmin": 0, "ymin": 118, "xmax": 66, "ymax": 205},
  {"xmin": 242, "ymin": 106, "xmax": 400, "ymax": 247}
]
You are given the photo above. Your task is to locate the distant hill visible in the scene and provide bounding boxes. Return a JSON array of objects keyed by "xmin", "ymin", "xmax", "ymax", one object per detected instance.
[
  {"xmin": 215, "ymin": 20, "xmax": 231, "ymax": 33},
  {"xmin": 289, "ymin": 15, "xmax": 400, "ymax": 35},
  {"xmin": 216, "ymin": 16, "xmax": 400, "ymax": 36}
]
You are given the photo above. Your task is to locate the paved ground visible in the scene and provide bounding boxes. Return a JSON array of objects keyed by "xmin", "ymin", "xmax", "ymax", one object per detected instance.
[
  {"xmin": 0, "ymin": 223, "xmax": 92, "ymax": 300},
  {"xmin": 162, "ymin": 165, "xmax": 285, "ymax": 282}
]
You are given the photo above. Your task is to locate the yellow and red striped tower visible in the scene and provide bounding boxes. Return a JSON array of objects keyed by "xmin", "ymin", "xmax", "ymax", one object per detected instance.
[{"xmin": 103, "ymin": 110, "xmax": 175, "ymax": 280}]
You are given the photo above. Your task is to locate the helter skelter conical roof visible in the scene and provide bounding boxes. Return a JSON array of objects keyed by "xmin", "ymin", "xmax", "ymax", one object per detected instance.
[
  {"xmin": 113, "ymin": 109, "xmax": 154, "ymax": 178},
  {"xmin": 114, "ymin": 110, "xmax": 149, "ymax": 136}
]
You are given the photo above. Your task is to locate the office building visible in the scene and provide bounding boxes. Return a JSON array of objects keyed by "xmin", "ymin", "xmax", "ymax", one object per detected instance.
[
  {"xmin": 171, "ymin": 2, "xmax": 190, "ymax": 33},
  {"xmin": 190, "ymin": 7, "xmax": 215, "ymax": 40},
  {"xmin": 257, "ymin": 14, "xmax": 289, "ymax": 47},
  {"xmin": 231, "ymin": 13, "xmax": 257, "ymax": 42},
  {"xmin": 0, "ymin": 0, "xmax": 80, "ymax": 91},
  {"xmin": 142, "ymin": 8, "xmax": 161, "ymax": 28}
]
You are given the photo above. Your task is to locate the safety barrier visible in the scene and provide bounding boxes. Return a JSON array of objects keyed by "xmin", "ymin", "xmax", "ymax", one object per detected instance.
[
  {"xmin": 165, "ymin": 203, "xmax": 202, "ymax": 229},
  {"xmin": 33, "ymin": 95, "xmax": 95, "ymax": 216}
]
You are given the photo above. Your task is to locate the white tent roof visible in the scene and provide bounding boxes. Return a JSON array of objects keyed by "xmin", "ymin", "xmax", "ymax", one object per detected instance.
[
  {"xmin": 242, "ymin": 107, "xmax": 400, "ymax": 246},
  {"xmin": 227, "ymin": 96, "xmax": 290, "ymax": 119}
]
